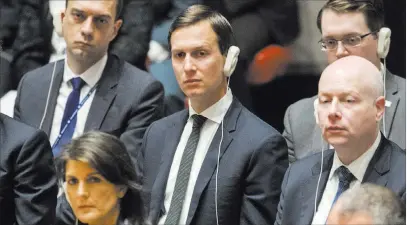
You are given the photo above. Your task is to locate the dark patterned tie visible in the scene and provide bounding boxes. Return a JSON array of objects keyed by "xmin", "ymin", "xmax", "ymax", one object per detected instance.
[
  {"xmin": 52, "ymin": 77, "xmax": 85, "ymax": 156},
  {"xmin": 331, "ymin": 166, "xmax": 356, "ymax": 206},
  {"xmin": 165, "ymin": 114, "xmax": 207, "ymax": 225}
]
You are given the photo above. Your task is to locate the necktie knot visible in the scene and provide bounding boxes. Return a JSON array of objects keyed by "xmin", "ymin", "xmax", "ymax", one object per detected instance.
[
  {"xmin": 192, "ymin": 115, "xmax": 207, "ymax": 128},
  {"xmin": 336, "ymin": 166, "xmax": 355, "ymax": 187},
  {"xmin": 70, "ymin": 77, "xmax": 85, "ymax": 91}
]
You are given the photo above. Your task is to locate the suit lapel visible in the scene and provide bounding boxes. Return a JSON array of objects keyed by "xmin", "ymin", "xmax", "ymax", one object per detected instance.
[
  {"xmin": 300, "ymin": 150, "xmax": 334, "ymax": 224},
  {"xmin": 185, "ymin": 99, "xmax": 241, "ymax": 225},
  {"xmin": 84, "ymin": 55, "xmax": 121, "ymax": 131},
  {"xmin": 384, "ymin": 70, "xmax": 400, "ymax": 136},
  {"xmin": 42, "ymin": 60, "xmax": 64, "ymax": 136},
  {"xmin": 362, "ymin": 135, "xmax": 390, "ymax": 187},
  {"xmin": 150, "ymin": 111, "xmax": 189, "ymax": 224}
]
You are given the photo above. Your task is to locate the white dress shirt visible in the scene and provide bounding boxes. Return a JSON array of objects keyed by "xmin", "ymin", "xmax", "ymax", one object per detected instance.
[
  {"xmin": 49, "ymin": 54, "xmax": 107, "ymax": 146},
  {"xmin": 158, "ymin": 88, "xmax": 233, "ymax": 225},
  {"xmin": 312, "ymin": 131, "xmax": 381, "ymax": 224}
]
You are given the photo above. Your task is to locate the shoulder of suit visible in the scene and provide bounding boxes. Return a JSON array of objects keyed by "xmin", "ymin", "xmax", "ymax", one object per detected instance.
[
  {"xmin": 289, "ymin": 95, "xmax": 317, "ymax": 111},
  {"xmin": 148, "ymin": 109, "xmax": 188, "ymax": 129},
  {"xmin": 290, "ymin": 149, "xmax": 331, "ymax": 170},
  {"xmin": 384, "ymin": 137, "xmax": 406, "ymax": 156},
  {"xmin": 21, "ymin": 60, "xmax": 63, "ymax": 82},
  {"xmin": 386, "ymin": 71, "xmax": 406, "ymax": 92},
  {"xmin": 121, "ymin": 60, "xmax": 157, "ymax": 82},
  {"xmin": 0, "ymin": 114, "xmax": 45, "ymax": 148},
  {"xmin": 239, "ymin": 105, "xmax": 281, "ymax": 135}
]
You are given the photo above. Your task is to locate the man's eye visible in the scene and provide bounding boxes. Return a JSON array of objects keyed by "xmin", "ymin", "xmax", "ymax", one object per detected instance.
[
  {"xmin": 97, "ymin": 18, "xmax": 108, "ymax": 24},
  {"xmin": 73, "ymin": 12, "xmax": 84, "ymax": 19},
  {"xmin": 320, "ymin": 99, "xmax": 330, "ymax": 104},
  {"xmin": 198, "ymin": 51, "xmax": 206, "ymax": 57},
  {"xmin": 324, "ymin": 39, "xmax": 337, "ymax": 47},
  {"xmin": 174, "ymin": 52, "xmax": 185, "ymax": 58},
  {"xmin": 345, "ymin": 37, "xmax": 359, "ymax": 45}
]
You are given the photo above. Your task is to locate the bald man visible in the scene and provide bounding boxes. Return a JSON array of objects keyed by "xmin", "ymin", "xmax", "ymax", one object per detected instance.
[
  {"xmin": 327, "ymin": 183, "xmax": 405, "ymax": 225},
  {"xmin": 274, "ymin": 56, "xmax": 406, "ymax": 225},
  {"xmin": 284, "ymin": 0, "xmax": 406, "ymax": 164}
]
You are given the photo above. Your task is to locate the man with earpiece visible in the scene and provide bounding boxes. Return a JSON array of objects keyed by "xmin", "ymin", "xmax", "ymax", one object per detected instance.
[
  {"xmin": 283, "ymin": 0, "xmax": 406, "ymax": 163},
  {"xmin": 139, "ymin": 5, "xmax": 288, "ymax": 225},
  {"xmin": 274, "ymin": 55, "xmax": 405, "ymax": 225},
  {"xmin": 13, "ymin": 0, "xmax": 164, "ymax": 163}
]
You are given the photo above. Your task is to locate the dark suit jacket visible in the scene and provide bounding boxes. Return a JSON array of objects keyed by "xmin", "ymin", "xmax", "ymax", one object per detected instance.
[
  {"xmin": 140, "ymin": 98, "xmax": 288, "ymax": 225},
  {"xmin": 0, "ymin": 113, "xmax": 57, "ymax": 225},
  {"xmin": 283, "ymin": 71, "xmax": 406, "ymax": 163},
  {"xmin": 14, "ymin": 54, "xmax": 164, "ymax": 164},
  {"xmin": 274, "ymin": 134, "xmax": 406, "ymax": 225}
]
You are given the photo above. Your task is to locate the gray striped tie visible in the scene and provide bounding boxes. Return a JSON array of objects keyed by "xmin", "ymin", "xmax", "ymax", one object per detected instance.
[{"xmin": 165, "ymin": 114, "xmax": 207, "ymax": 225}]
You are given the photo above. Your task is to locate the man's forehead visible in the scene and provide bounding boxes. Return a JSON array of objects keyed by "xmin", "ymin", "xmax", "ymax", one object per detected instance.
[
  {"xmin": 321, "ymin": 9, "xmax": 370, "ymax": 36},
  {"xmin": 68, "ymin": 0, "xmax": 116, "ymax": 15},
  {"xmin": 171, "ymin": 22, "xmax": 218, "ymax": 50}
]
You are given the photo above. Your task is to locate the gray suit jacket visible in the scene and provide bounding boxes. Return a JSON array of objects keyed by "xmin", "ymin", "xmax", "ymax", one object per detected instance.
[
  {"xmin": 0, "ymin": 113, "xmax": 57, "ymax": 225},
  {"xmin": 274, "ymin": 134, "xmax": 406, "ymax": 225},
  {"xmin": 283, "ymin": 70, "xmax": 406, "ymax": 163},
  {"xmin": 14, "ymin": 54, "xmax": 164, "ymax": 163},
  {"xmin": 140, "ymin": 98, "xmax": 288, "ymax": 225}
]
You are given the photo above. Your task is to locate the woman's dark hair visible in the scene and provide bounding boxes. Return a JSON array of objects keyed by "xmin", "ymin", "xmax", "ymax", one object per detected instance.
[{"xmin": 56, "ymin": 131, "xmax": 144, "ymax": 225}]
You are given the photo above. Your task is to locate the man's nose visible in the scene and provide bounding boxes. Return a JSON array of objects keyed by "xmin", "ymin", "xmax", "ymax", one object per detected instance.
[
  {"xmin": 183, "ymin": 55, "xmax": 196, "ymax": 72},
  {"xmin": 335, "ymin": 41, "xmax": 350, "ymax": 59},
  {"xmin": 81, "ymin": 18, "xmax": 94, "ymax": 40},
  {"xmin": 328, "ymin": 99, "xmax": 342, "ymax": 120}
]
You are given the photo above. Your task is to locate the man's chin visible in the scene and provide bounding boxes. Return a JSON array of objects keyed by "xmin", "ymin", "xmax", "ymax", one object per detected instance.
[
  {"xmin": 71, "ymin": 49, "xmax": 90, "ymax": 58},
  {"xmin": 325, "ymin": 136, "xmax": 349, "ymax": 147}
]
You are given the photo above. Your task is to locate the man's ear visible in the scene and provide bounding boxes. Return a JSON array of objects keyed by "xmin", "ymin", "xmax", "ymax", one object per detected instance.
[
  {"xmin": 375, "ymin": 96, "xmax": 385, "ymax": 121},
  {"xmin": 110, "ymin": 19, "xmax": 123, "ymax": 42},
  {"xmin": 60, "ymin": 11, "xmax": 66, "ymax": 36}
]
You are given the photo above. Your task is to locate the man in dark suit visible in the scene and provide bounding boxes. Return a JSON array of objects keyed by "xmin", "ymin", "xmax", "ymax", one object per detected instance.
[
  {"xmin": 13, "ymin": 0, "xmax": 164, "ymax": 162},
  {"xmin": 283, "ymin": 0, "xmax": 406, "ymax": 163},
  {"xmin": 274, "ymin": 56, "xmax": 405, "ymax": 225},
  {"xmin": 0, "ymin": 113, "xmax": 57, "ymax": 225},
  {"xmin": 140, "ymin": 5, "xmax": 288, "ymax": 225}
]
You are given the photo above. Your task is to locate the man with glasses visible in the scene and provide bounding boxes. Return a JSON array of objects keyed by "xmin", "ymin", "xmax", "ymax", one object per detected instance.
[{"xmin": 282, "ymin": 0, "xmax": 405, "ymax": 163}]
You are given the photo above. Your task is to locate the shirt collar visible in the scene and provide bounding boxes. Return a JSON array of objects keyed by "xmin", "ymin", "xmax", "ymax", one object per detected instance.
[
  {"xmin": 329, "ymin": 131, "xmax": 381, "ymax": 181},
  {"xmin": 188, "ymin": 88, "xmax": 233, "ymax": 124},
  {"xmin": 63, "ymin": 54, "xmax": 108, "ymax": 87}
]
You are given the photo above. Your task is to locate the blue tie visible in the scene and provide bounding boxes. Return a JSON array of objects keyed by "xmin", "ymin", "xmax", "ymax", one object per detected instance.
[
  {"xmin": 52, "ymin": 77, "xmax": 85, "ymax": 156},
  {"xmin": 331, "ymin": 166, "xmax": 355, "ymax": 207}
]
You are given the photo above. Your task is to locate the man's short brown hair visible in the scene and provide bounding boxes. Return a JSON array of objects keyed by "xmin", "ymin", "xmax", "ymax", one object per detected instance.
[
  {"xmin": 317, "ymin": 0, "xmax": 385, "ymax": 33},
  {"xmin": 168, "ymin": 4, "xmax": 234, "ymax": 55}
]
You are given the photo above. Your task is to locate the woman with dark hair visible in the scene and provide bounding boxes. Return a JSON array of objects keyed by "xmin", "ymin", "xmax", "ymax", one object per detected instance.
[{"xmin": 55, "ymin": 131, "xmax": 145, "ymax": 225}]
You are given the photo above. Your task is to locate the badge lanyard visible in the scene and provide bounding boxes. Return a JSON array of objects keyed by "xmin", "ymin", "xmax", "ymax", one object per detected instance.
[{"xmin": 52, "ymin": 84, "xmax": 98, "ymax": 148}]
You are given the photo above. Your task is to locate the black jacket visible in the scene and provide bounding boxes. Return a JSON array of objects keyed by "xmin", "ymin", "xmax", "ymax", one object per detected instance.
[{"xmin": 0, "ymin": 113, "xmax": 57, "ymax": 225}]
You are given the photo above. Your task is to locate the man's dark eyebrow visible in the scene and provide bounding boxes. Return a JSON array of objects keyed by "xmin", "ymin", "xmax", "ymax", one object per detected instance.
[
  {"xmin": 71, "ymin": 8, "xmax": 84, "ymax": 14},
  {"xmin": 71, "ymin": 8, "xmax": 112, "ymax": 20}
]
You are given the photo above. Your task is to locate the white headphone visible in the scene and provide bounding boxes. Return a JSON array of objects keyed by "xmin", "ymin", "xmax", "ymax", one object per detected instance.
[
  {"xmin": 223, "ymin": 46, "xmax": 240, "ymax": 77},
  {"xmin": 377, "ymin": 27, "xmax": 391, "ymax": 59}
]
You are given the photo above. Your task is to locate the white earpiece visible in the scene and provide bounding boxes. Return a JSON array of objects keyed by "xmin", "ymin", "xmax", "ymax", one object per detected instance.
[
  {"xmin": 314, "ymin": 98, "xmax": 320, "ymax": 125},
  {"xmin": 377, "ymin": 27, "xmax": 391, "ymax": 59},
  {"xmin": 223, "ymin": 46, "xmax": 240, "ymax": 77}
]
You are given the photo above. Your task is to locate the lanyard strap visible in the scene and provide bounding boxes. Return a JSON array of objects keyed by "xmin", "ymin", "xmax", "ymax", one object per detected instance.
[{"xmin": 52, "ymin": 84, "xmax": 98, "ymax": 148}]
